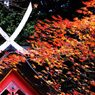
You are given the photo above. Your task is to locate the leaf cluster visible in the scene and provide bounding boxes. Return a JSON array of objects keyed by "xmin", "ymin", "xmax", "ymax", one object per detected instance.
[
  {"xmin": 27, "ymin": 1, "xmax": 95, "ymax": 94},
  {"xmin": 0, "ymin": 0, "xmax": 95, "ymax": 94}
]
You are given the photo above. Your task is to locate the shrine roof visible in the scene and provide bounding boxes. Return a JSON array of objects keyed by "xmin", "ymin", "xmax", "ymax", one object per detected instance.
[{"xmin": 0, "ymin": 63, "xmax": 57, "ymax": 95}]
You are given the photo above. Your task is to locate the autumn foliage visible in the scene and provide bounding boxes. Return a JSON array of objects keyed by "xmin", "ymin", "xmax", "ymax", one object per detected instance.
[
  {"xmin": 0, "ymin": 52, "xmax": 26, "ymax": 71},
  {"xmin": 0, "ymin": 0, "xmax": 95, "ymax": 95},
  {"xmin": 27, "ymin": 0, "xmax": 95, "ymax": 94}
]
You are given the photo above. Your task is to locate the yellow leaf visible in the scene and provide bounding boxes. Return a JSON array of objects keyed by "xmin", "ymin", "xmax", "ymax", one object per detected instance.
[{"xmin": 45, "ymin": 58, "xmax": 51, "ymax": 65}]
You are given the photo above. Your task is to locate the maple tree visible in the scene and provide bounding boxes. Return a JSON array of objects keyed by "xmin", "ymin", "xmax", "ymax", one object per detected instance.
[
  {"xmin": 27, "ymin": 0, "xmax": 95, "ymax": 94},
  {"xmin": 0, "ymin": 0, "xmax": 95, "ymax": 95},
  {"xmin": 0, "ymin": 52, "xmax": 26, "ymax": 72}
]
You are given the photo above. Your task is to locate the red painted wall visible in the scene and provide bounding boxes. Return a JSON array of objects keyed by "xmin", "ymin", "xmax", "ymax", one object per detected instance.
[{"xmin": 0, "ymin": 70, "xmax": 39, "ymax": 95}]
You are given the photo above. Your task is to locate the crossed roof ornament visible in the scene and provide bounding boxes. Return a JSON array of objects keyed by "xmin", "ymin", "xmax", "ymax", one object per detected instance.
[{"xmin": 0, "ymin": 2, "xmax": 32, "ymax": 54}]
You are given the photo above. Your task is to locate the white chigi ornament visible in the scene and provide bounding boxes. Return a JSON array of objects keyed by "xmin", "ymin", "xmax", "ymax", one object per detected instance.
[{"xmin": 0, "ymin": 2, "xmax": 32, "ymax": 54}]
